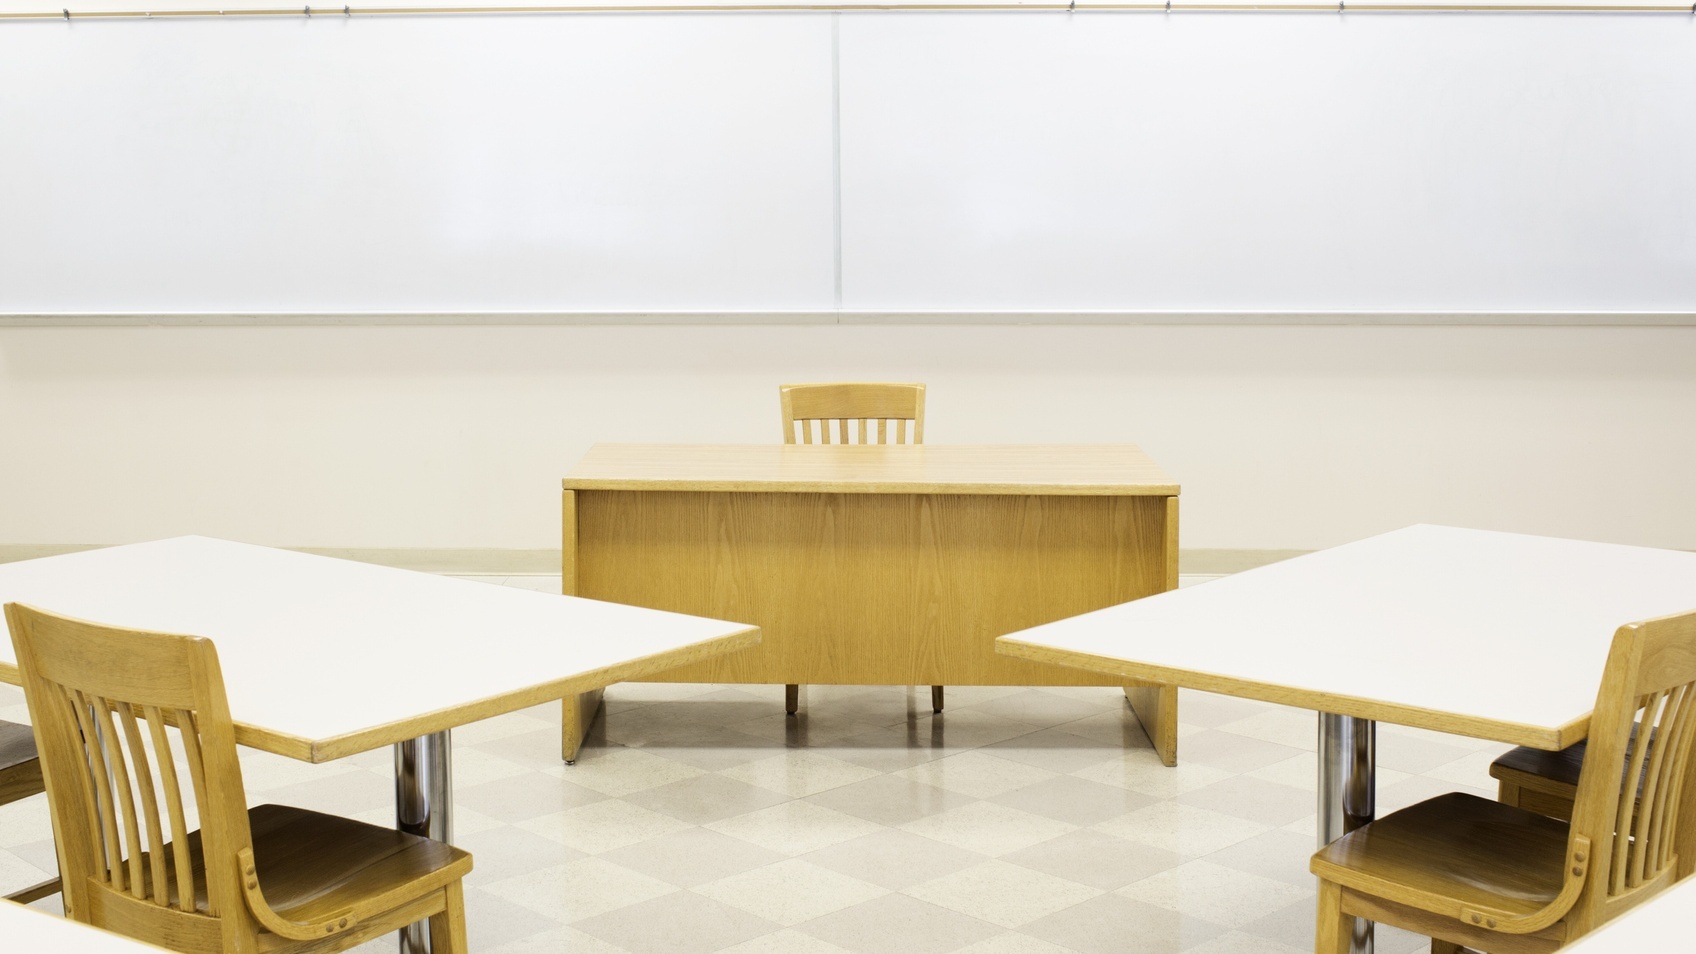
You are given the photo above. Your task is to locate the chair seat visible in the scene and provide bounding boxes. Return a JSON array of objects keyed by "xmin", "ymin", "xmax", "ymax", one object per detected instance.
[
  {"xmin": 0, "ymin": 719, "xmax": 45, "ymax": 806},
  {"xmin": 1310, "ymin": 793, "xmax": 1571, "ymax": 920},
  {"xmin": 1491, "ymin": 741, "xmax": 1585, "ymax": 794},
  {"xmin": 167, "ymin": 803, "xmax": 472, "ymax": 925}
]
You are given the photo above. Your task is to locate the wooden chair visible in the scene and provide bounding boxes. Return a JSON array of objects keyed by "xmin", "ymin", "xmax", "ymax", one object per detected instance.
[
  {"xmin": 778, "ymin": 382, "xmax": 938, "ymax": 715},
  {"xmin": 5, "ymin": 602, "xmax": 472, "ymax": 954},
  {"xmin": 1310, "ymin": 608, "xmax": 1696, "ymax": 954},
  {"xmin": 1, "ymin": 718, "xmax": 61, "ymax": 905}
]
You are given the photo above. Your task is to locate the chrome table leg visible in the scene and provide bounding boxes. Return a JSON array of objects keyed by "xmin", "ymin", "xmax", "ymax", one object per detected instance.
[
  {"xmin": 1318, "ymin": 714, "xmax": 1374, "ymax": 954},
  {"xmin": 396, "ymin": 730, "xmax": 453, "ymax": 954}
]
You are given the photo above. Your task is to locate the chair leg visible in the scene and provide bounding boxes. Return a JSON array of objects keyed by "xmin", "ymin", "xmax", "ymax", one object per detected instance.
[
  {"xmin": 931, "ymin": 685, "xmax": 944, "ymax": 713},
  {"xmin": 1430, "ymin": 941, "xmax": 1464, "ymax": 954},
  {"xmin": 1497, "ymin": 779, "xmax": 1522, "ymax": 807},
  {"xmin": 785, "ymin": 684, "xmax": 799, "ymax": 716},
  {"xmin": 3, "ymin": 876, "xmax": 61, "ymax": 905},
  {"xmin": 429, "ymin": 882, "xmax": 469, "ymax": 954},
  {"xmin": 1315, "ymin": 880, "xmax": 1351, "ymax": 954}
]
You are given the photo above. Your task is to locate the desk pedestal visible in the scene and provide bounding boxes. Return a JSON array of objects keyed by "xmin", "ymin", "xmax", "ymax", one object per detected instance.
[{"xmin": 563, "ymin": 488, "xmax": 1180, "ymax": 765}]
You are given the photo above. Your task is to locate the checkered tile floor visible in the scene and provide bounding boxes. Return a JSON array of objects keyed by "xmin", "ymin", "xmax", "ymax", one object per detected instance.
[{"xmin": 0, "ymin": 574, "xmax": 1508, "ymax": 953}]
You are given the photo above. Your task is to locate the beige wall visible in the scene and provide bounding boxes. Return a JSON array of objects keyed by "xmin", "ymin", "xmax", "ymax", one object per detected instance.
[{"xmin": 1, "ymin": 322, "xmax": 1691, "ymax": 554}]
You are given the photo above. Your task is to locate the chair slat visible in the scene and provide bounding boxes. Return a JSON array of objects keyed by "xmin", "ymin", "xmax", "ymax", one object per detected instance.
[
  {"xmin": 1628, "ymin": 691, "xmax": 1674, "ymax": 886},
  {"xmin": 1614, "ymin": 693, "xmax": 1663, "ymax": 893},
  {"xmin": 71, "ymin": 690, "xmax": 127, "ymax": 891},
  {"xmin": 876, "ymin": 418, "xmax": 887, "ymax": 443},
  {"xmin": 1646, "ymin": 684, "xmax": 1695, "ymax": 870},
  {"xmin": 856, "ymin": 418, "xmax": 867, "ymax": 443},
  {"xmin": 118, "ymin": 703, "xmax": 170, "ymax": 907},
  {"xmin": 144, "ymin": 706, "xmax": 196, "ymax": 913},
  {"xmin": 174, "ymin": 708, "xmax": 216, "ymax": 916},
  {"xmin": 836, "ymin": 419, "xmax": 848, "ymax": 444},
  {"xmin": 895, "ymin": 419, "xmax": 907, "ymax": 444},
  {"xmin": 91, "ymin": 694, "xmax": 147, "ymax": 899}
]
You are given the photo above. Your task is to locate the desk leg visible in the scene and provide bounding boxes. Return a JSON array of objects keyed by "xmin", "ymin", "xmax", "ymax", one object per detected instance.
[
  {"xmin": 396, "ymin": 731, "xmax": 453, "ymax": 954},
  {"xmin": 1318, "ymin": 714, "xmax": 1374, "ymax": 954},
  {"xmin": 562, "ymin": 688, "xmax": 606, "ymax": 764}
]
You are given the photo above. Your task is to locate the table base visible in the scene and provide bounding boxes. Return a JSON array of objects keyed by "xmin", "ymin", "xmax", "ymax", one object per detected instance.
[
  {"xmin": 396, "ymin": 731, "xmax": 453, "ymax": 954},
  {"xmin": 1319, "ymin": 714, "xmax": 1375, "ymax": 954}
]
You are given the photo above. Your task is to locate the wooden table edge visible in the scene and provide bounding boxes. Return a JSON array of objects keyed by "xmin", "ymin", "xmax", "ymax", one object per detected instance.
[
  {"xmin": 2, "ymin": 629, "xmax": 763, "ymax": 764},
  {"xmin": 563, "ymin": 478, "xmax": 1180, "ymax": 496},
  {"xmin": 995, "ymin": 635, "xmax": 1588, "ymax": 751},
  {"xmin": 297, "ymin": 625, "xmax": 761, "ymax": 763}
]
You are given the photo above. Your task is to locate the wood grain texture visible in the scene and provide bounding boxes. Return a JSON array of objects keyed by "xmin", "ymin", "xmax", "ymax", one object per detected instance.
[
  {"xmin": 1308, "ymin": 609, "xmax": 1696, "ymax": 952},
  {"xmin": 564, "ymin": 443, "xmax": 1179, "ymax": 496},
  {"xmin": 4, "ymin": 602, "xmax": 474, "ymax": 954},
  {"xmin": 780, "ymin": 382, "xmax": 925, "ymax": 446},
  {"xmin": 576, "ymin": 489, "xmax": 1170, "ymax": 688}
]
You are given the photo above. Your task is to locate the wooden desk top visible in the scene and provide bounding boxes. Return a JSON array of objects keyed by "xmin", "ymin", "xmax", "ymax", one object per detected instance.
[
  {"xmin": 0, "ymin": 537, "xmax": 759, "ymax": 763},
  {"xmin": 563, "ymin": 444, "xmax": 1179, "ymax": 496},
  {"xmin": 998, "ymin": 525, "xmax": 1696, "ymax": 750}
]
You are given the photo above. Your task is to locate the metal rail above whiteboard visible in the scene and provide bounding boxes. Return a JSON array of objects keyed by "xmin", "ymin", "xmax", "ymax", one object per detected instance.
[
  {"xmin": 4, "ymin": 312, "xmax": 1696, "ymax": 327},
  {"xmin": 4, "ymin": 2, "xmax": 1695, "ymax": 20}
]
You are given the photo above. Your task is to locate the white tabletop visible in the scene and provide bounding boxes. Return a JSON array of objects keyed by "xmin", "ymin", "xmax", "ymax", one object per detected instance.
[
  {"xmin": 998, "ymin": 525, "xmax": 1696, "ymax": 749},
  {"xmin": 0, "ymin": 537, "xmax": 758, "ymax": 762},
  {"xmin": 1562, "ymin": 876, "xmax": 1694, "ymax": 950},
  {"xmin": 1, "ymin": 901, "xmax": 170, "ymax": 952}
]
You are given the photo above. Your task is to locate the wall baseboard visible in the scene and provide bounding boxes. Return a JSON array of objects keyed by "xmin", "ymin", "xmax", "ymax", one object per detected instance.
[{"xmin": 0, "ymin": 543, "xmax": 1304, "ymax": 576}]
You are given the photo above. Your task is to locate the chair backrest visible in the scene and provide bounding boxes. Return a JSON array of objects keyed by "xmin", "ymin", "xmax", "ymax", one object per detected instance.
[
  {"xmin": 779, "ymin": 383, "xmax": 925, "ymax": 445},
  {"xmin": 1565, "ymin": 608, "xmax": 1696, "ymax": 934},
  {"xmin": 5, "ymin": 602, "xmax": 258, "ymax": 952}
]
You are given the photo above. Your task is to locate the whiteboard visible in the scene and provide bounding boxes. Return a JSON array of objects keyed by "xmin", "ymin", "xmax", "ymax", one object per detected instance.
[
  {"xmin": 0, "ymin": 16, "xmax": 839, "ymax": 312},
  {"xmin": 839, "ymin": 14, "xmax": 1696, "ymax": 312},
  {"xmin": 1, "ymin": 13, "xmax": 1694, "ymax": 315}
]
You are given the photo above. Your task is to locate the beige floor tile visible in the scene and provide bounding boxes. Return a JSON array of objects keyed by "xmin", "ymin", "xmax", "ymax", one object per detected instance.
[
  {"xmin": 1176, "ymin": 776, "xmax": 1317, "ymax": 827},
  {"xmin": 462, "ymin": 884, "xmax": 582, "ymax": 950},
  {"xmin": 991, "ymin": 774, "xmax": 1157, "ymax": 826},
  {"xmin": 1022, "ymin": 893, "xmax": 1230, "ymax": 954},
  {"xmin": 1177, "ymin": 730, "xmax": 1310, "ymax": 774},
  {"xmin": 1096, "ymin": 802, "xmax": 1272, "ymax": 857},
  {"xmin": 443, "ymin": 746, "xmax": 536, "ymax": 788},
  {"xmin": 982, "ymin": 727, "xmax": 1126, "ymax": 774},
  {"xmin": 1214, "ymin": 708, "xmax": 1322, "ymax": 751},
  {"xmin": 956, "ymin": 688, "xmax": 1119, "ymax": 727},
  {"xmin": 1373, "ymin": 731, "xmax": 1480, "ymax": 775},
  {"xmin": 1246, "ymin": 750, "xmax": 1412, "ymax": 791},
  {"xmin": 797, "ymin": 893, "xmax": 1002, "ymax": 954},
  {"xmin": 518, "ymin": 799, "xmax": 694, "ymax": 854},
  {"xmin": 572, "ymin": 890, "xmax": 778, "ymax": 954},
  {"xmin": 800, "ymin": 828, "xmax": 988, "ymax": 891},
  {"xmin": 1117, "ymin": 860, "xmax": 1313, "ymax": 929},
  {"xmin": 483, "ymin": 925, "xmax": 632, "ymax": 954},
  {"xmin": 1200, "ymin": 828, "xmax": 1321, "ymax": 887},
  {"xmin": 1181, "ymin": 930, "xmax": 1310, "ymax": 954},
  {"xmin": 718, "ymin": 750, "xmax": 885, "ymax": 799},
  {"xmin": 595, "ymin": 826, "xmax": 787, "ymax": 888},
  {"xmin": 893, "ymin": 751, "xmax": 1060, "ymax": 798},
  {"xmin": 949, "ymin": 933, "xmax": 1083, "ymax": 954},
  {"xmin": 805, "ymin": 773, "xmax": 978, "ymax": 826},
  {"xmin": 1072, "ymin": 751, "xmax": 1237, "ymax": 798},
  {"xmin": 481, "ymin": 856, "xmax": 678, "ymax": 923},
  {"xmin": 704, "ymin": 800, "xmax": 885, "ymax": 856},
  {"xmin": 712, "ymin": 928, "xmax": 857, "ymax": 954},
  {"xmin": 552, "ymin": 745, "xmax": 707, "ymax": 797},
  {"xmin": 905, "ymin": 859, "xmax": 1102, "ymax": 928},
  {"xmin": 456, "ymin": 770, "xmax": 607, "ymax": 822},
  {"xmin": 899, "ymin": 801, "xmax": 1079, "ymax": 857},
  {"xmin": 624, "ymin": 773, "xmax": 794, "ymax": 824},
  {"xmin": 999, "ymin": 828, "xmax": 1184, "ymax": 891},
  {"xmin": 692, "ymin": 858, "xmax": 889, "ymax": 925},
  {"xmin": 1417, "ymin": 746, "xmax": 1515, "ymax": 789}
]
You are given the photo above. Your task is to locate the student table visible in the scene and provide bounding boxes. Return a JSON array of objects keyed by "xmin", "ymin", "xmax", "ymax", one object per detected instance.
[
  {"xmin": 997, "ymin": 524, "xmax": 1696, "ymax": 954},
  {"xmin": 562, "ymin": 443, "xmax": 1182, "ymax": 764},
  {"xmin": 0, "ymin": 537, "xmax": 758, "ymax": 952},
  {"xmin": 2, "ymin": 897, "xmax": 172, "ymax": 951}
]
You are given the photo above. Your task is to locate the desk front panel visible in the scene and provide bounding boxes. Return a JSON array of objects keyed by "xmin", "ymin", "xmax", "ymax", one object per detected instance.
[{"xmin": 569, "ymin": 489, "xmax": 1176, "ymax": 686}]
